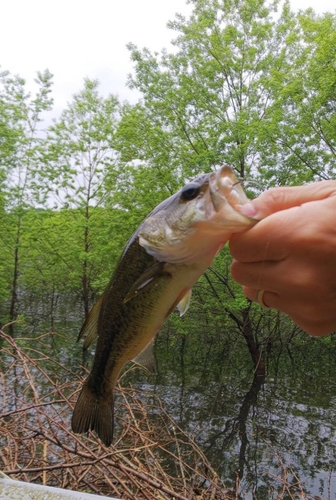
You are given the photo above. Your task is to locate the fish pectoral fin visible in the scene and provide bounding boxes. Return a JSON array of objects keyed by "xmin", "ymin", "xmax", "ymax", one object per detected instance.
[
  {"xmin": 123, "ymin": 262, "xmax": 171, "ymax": 304},
  {"xmin": 177, "ymin": 289, "xmax": 192, "ymax": 317},
  {"xmin": 132, "ymin": 338, "xmax": 156, "ymax": 374},
  {"xmin": 77, "ymin": 292, "xmax": 105, "ymax": 350},
  {"xmin": 164, "ymin": 288, "xmax": 192, "ymax": 320}
]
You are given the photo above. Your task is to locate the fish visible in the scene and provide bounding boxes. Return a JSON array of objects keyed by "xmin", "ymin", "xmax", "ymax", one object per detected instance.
[{"xmin": 71, "ymin": 165, "xmax": 257, "ymax": 446}]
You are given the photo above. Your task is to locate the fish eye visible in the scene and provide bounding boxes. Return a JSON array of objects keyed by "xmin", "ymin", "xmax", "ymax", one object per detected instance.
[{"xmin": 180, "ymin": 183, "xmax": 201, "ymax": 202}]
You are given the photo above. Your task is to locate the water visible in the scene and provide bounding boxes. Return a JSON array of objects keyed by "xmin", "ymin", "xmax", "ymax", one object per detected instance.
[
  {"xmin": 123, "ymin": 331, "xmax": 336, "ymax": 499},
  {"xmin": 2, "ymin": 314, "xmax": 336, "ymax": 499}
]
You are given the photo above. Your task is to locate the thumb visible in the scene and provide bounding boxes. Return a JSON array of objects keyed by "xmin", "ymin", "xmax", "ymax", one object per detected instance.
[{"xmin": 240, "ymin": 181, "xmax": 336, "ymax": 219}]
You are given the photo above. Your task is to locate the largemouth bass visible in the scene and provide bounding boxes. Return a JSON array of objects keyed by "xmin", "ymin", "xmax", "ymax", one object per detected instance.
[{"xmin": 71, "ymin": 166, "xmax": 257, "ymax": 446}]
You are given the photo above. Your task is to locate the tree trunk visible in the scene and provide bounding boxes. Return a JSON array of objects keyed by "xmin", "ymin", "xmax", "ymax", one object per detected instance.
[
  {"xmin": 241, "ymin": 306, "xmax": 266, "ymax": 377},
  {"xmin": 82, "ymin": 220, "xmax": 90, "ymax": 319},
  {"xmin": 8, "ymin": 218, "xmax": 21, "ymax": 337}
]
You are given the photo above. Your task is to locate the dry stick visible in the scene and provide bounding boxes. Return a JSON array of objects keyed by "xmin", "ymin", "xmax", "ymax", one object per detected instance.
[
  {"xmin": 4, "ymin": 457, "xmax": 119, "ymax": 475},
  {"xmin": 5, "ymin": 460, "xmax": 190, "ymax": 500},
  {"xmin": 267, "ymin": 453, "xmax": 296, "ymax": 500},
  {"xmin": 209, "ymin": 474, "xmax": 220, "ymax": 500},
  {"xmin": 107, "ymin": 456, "xmax": 190, "ymax": 500},
  {"xmin": 156, "ymin": 394, "xmax": 220, "ymax": 473},
  {"xmin": 118, "ymin": 389, "xmax": 175, "ymax": 492},
  {"xmin": 0, "ymin": 371, "xmax": 6, "ymax": 411},
  {"xmin": 94, "ymin": 462, "xmax": 133, "ymax": 499},
  {"xmin": 6, "ymin": 422, "xmax": 191, "ymax": 500},
  {"xmin": 108, "ymin": 463, "xmax": 153, "ymax": 500},
  {"xmin": 0, "ymin": 330, "xmax": 78, "ymax": 408},
  {"xmin": 42, "ymin": 440, "xmax": 48, "ymax": 485},
  {"xmin": 99, "ymin": 464, "xmax": 134, "ymax": 499},
  {"xmin": 1, "ymin": 331, "xmax": 265, "ymax": 499},
  {"xmin": 0, "ymin": 447, "xmax": 10, "ymax": 470},
  {"xmin": 141, "ymin": 424, "xmax": 219, "ymax": 493},
  {"xmin": 72, "ymin": 463, "xmax": 96, "ymax": 490},
  {"xmin": 172, "ymin": 424, "xmax": 187, "ymax": 496},
  {"xmin": 1, "ymin": 400, "xmax": 65, "ymax": 418},
  {"xmin": 81, "ymin": 478, "xmax": 101, "ymax": 496}
]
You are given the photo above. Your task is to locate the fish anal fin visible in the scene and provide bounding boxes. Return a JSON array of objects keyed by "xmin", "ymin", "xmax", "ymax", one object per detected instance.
[
  {"xmin": 177, "ymin": 289, "xmax": 192, "ymax": 317},
  {"xmin": 132, "ymin": 338, "xmax": 156, "ymax": 374},
  {"xmin": 71, "ymin": 383, "xmax": 114, "ymax": 447}
]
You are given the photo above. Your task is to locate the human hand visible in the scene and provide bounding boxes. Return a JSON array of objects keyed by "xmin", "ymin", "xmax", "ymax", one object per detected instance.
[{"xmin": 229, "ymin": 181, "xmax": 336, "ymax": 336}]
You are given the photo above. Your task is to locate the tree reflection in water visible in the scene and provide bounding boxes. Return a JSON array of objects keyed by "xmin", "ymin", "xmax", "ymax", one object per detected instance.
[{"xmin": 141, "ymin": 330, "xmax": 336, "ymax": 499}]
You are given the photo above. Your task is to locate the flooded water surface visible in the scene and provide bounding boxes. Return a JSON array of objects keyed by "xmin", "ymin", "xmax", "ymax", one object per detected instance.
[
  {"xmin": 146, "ymin": 335, "xmax": 336, "ymax": 499},
  {"xmin": 1, "ymin": 314, "xmax": 336, "ymax": 499}
]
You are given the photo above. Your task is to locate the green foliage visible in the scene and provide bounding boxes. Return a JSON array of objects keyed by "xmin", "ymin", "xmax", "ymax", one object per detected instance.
[
  {"xmin": 0, "ymin": 0, "xmax": 336, "ymax": 351},
  {"xmin": 0, "ymin": 69, "xmax": 54, "ymax": 207},
  {"xmin": 121, "ymin": 0, "xmax": 304, "ymax": 185},
  {"xmin": 45, "ymin": 78, "xmax": 120, "ymax": 209},
  {"xmin": 17, "ymin": 207, "xmax": 131, "ymax": 298},
  {"xmin": 40, "ymin": 79, "xmax": 122, "ymax": 316},
  {"xmin": 256, "ymin": 10, "xmax": 336, "ymax": 184},
  {"xmin": 0, "ymin": 69, "xmax": 54, "ymax": 328}
]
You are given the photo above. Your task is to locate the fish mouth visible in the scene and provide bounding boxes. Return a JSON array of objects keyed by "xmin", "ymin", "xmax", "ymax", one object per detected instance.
[
  {"xmin": 209, "ymin": 166, "xmax": 249, "ymax": 215},
  {"xmin": 138, "ymin": 165, "xmax": 256, "ymax": 264},
  {"xmin": 200, "ymin": 165, "xmax": 256, "ymax": 232}
]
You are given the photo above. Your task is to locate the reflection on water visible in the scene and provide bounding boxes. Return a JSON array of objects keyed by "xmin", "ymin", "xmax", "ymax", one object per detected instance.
[
  {"xmin": 121, "ymin": 332, "xmax": 336, "ymax": 499},
  {"xmin": 1, "ymin": 316, "xmax": 336, "ymax": 499},
  {"xmin": 151, "ymin": 372, "xmax": 336, "ymax": 499}
]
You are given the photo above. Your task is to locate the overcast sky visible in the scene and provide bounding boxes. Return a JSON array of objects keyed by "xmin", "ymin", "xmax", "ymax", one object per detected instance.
[{"xmin": 1, "ymin": 0, "xmax": 335, "ymax": 117}]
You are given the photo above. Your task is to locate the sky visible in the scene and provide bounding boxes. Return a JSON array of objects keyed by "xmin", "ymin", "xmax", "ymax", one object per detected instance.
[{"xmin": 1, "ymin": 0, "xmax": 335, "ymax": 119}]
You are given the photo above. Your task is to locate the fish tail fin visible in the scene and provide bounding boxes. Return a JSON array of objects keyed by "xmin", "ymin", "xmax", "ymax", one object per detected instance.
[{"xmin": 71, "ymin": 383, "xmax": 114, "ymax": 447}]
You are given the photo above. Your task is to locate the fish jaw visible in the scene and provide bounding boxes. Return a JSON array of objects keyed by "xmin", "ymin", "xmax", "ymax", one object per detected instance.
[
  {"xmin": 138, "ymin": 165, "xmax": 257, "ymax": 264},
  {"xmin": 210, "ymin": 165, "xmax": 251, "ymax": 209}
]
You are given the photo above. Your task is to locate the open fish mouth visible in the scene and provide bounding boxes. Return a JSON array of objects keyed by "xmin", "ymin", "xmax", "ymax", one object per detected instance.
[
  {"xmin": 209, "ymin": 166, "xmax": 246, "ymax": 213},
  {"xmin": 138, "ymin": 165, "xmax": 257, "ymax": 264}
]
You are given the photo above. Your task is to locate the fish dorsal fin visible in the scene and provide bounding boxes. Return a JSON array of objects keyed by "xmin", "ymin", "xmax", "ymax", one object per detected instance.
[
  {"xmin": 132, "ymin": 338, "xmax": 156, "ymax": 374},
  {"xmin": 124, "ymin": 262, "xmax": 170, "ymax": 304},
  {"xmin": 77, "ymin": 293, "xmax": 105, "ymax": 350},
  {"xmin": 177, "ymin": 289, "xmax": 192, "ymax": 317}
]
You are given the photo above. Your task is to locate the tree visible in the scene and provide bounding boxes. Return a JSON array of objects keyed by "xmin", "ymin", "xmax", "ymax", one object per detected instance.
[
  {"xmin": 44, "ymin": 79, "xmax": 121, "ymax": 317},
  {"xmin": 267, "ymin": 9, "xmax": 336, "ymax": 183},
  {"xmin": 0, "ymin": 69, "xmax": 53, "ymax": 331},
  {"xmin": 121, "ymin": 0, "xmax": 299, "ymax": 183}
]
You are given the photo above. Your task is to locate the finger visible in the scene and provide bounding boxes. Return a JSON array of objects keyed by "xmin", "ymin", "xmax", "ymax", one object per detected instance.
[
  {"xmin": 240, "ymin": 181, "xmax": 336, "ymax": 219},
  {"xmin": 231, "ymin": 260, "xmax": 284, "ymax": 291},
  {"xmin": 243, "ymin": 286, "xmax": 278, "ymax": 309},
  {"xmin": 285, "ymin": 302, "xmax": 336, "ymax": 336},
  {"xmin": 287, "ymin": 314, "xmax": 334, "ymax": 337},
  {"xmin": 232, "ymin": 258, "xmax": 330, "ymax": 300},
  {"xmin": 230, "ymin": 194, "xmax": 335, "ymax": 263},
  {"xmin": 243, "ymin": 286, "xmax": 335, "ymax": 337},
  {"xmin": 229, "ymin": 222, "xmax": 287, "ymax": 263}
]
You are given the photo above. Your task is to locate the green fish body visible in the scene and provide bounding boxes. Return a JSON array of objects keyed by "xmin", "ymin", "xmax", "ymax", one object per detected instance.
[{"xmin": 71, "ymin": 166, "xmax": 257, "ymax": 446}]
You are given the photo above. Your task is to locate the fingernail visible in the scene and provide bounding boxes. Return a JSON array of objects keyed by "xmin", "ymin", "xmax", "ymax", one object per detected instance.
[{"xmin": 240, "ymin": 203, "xmax": 257, "ymax": 218}]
